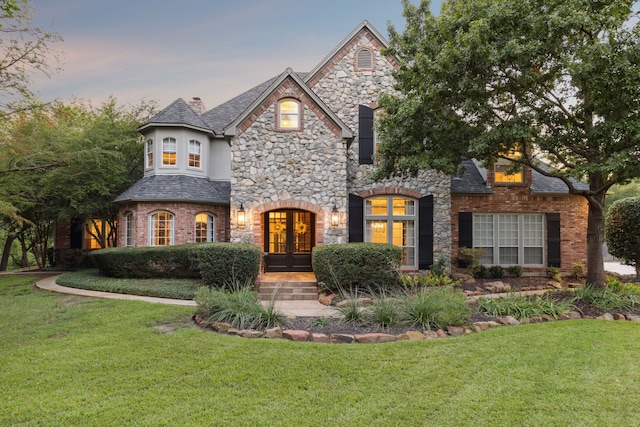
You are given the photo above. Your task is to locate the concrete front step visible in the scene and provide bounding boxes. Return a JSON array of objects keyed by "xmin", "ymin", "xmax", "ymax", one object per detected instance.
[{"xmin": 258, "ymin": 282, "xmax": 319, "ymax": 301}]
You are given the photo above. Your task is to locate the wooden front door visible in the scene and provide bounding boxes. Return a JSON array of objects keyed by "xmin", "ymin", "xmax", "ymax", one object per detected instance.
[{"xmin": 264, "ymin": 210, "xmax": 314, "ymax": 272}]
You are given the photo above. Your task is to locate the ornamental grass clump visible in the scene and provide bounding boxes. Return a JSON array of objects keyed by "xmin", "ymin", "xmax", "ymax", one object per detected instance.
[
  {"xmin": 477, "ymin": 294, "xmax": 574, "ymax": 322},
  {"xmin": 400, "ymin": 287, "xmax": 470, "ymax": 330},
  {"xmin": 574, "ymin": 278, "xmax": 640, "ymax": 311},
  {"xmin": 365, "ymin": 296, "xmax": 402, "ymax": 328}
]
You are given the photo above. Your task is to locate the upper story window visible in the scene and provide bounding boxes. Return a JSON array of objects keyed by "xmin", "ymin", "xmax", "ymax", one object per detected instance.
[
  {"xmin": 162, "ymin": 137, "xmax": 177, "ymax": 166},
  {"xmin": 149, "ymin": 211, "xmax": 174, "ymax": 246},
  {"xmin": 145, "ymin": 139, "xmax": 153, "ymax": 168},
  {"xmin": 195, "ymin": 213, "xmax": 217, "ymax": 243},
  {"xmin": 278, "ymin": 99, "xmax": 300, "ymax": 130},
  {"xmin": 356, "ymin": 48, "xmax": 373, "ymax": 70},
  {"xmin": 494, "ymin": 147, "xmax": 523, "ymax": 184},
  {"xmin": 189, "ymin": 140, "xmax": 201, "ymax": 168}
]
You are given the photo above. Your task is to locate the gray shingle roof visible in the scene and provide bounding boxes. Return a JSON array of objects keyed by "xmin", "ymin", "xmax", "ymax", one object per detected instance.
[
  {"xmin": 139, "ymin": 98, "xmax": 212, "ymax": 133},
  {"xmin": 451, "ymin": 159, "xmax": 588, "ymax": 194},
  {"xmin": 114, "ymin": 175, "xmax": 230, "ymax": 204}
]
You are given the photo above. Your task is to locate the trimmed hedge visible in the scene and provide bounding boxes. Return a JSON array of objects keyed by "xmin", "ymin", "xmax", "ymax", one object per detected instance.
[
  {"xmin": 312, "ymin": 243, "xmax": 402, "ymax": 294},
  {"xmin": 196, "ymin": 243, "xmax": 262, "ymax": 288},
  {"xmin": 89, "ymin": 244, "xmax": 202, "ymax": 279}
]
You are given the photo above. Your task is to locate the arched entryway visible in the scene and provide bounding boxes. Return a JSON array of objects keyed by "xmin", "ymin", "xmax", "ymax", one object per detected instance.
[{"xmin": 264, "ymin": 209, "xmax": 315, "ymax": 272}]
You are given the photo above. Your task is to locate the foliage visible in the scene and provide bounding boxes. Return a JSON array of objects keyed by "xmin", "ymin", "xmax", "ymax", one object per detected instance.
[
  {"xmin": 89, "ymin": 244, "xmax": 202, "ymax": 279},
  {"xmin": 57, "ymin": 269, "xmax": 202, "ymax": 300},
  {"xmin": 400, "ymin": 287, "xmax": 471, "ymax": 330},
  {"xmin": 472, "ymin": 265, "xmax": 490, "ymax": 278},
  {"xmin": 365, "ymin": 296, "xmax": 402, "ymax": 327},
  {"xmin": 399, "ymin": 271, "xmax": 460, "ymax": 288},
  {"xmin": 196, "ymin": 243, "xmax": 262, "ymax": 288},
  {"xmin": 574, "ymin": 279, "xmax": 640, "ymax": 311},
  {"xmin": 312, "ymin": 243, "xmax": 402, "ymax": 294},
  {"xmin": 605, "ymin": 196, "xmax": 640, "ymax": 276},
  {"xmin": 457, "ymin": 247, "xmax": 484, "ymax": 271},
  {"xmin": 194, "ymin": 283, "xmax": 287, "ymax": 330},
  {"xmin": 489, "ymin": 265, "xmax": 505, "ymax": 279},
  {"xmin": 572, "ymin": 262, "xmax": 586, "ymax": 280},
  {"xmin": 429, "ymin": 254, "xmax": 449, "ymax": 275},
  {"xmin": 546, "ymin": 266, "xmax": 562, "ymax": 282},
  {"xmin": 605, "ymin": 179, "xmax": 640, "ymax": 214},
  {"xmin": 0, "ymin": 0, "xmax": 61, "ymax": 118},
  {"xmin": 477, "ymin": 294, "xmax": 575, "ymax": 322},
  {"xmin": 5, "ymin": 275, "xmax": 640, "ymax": 425},
  {"xmin": 507, "ymin": 265, "xmax": 523, "ymax": 278},
  {"xmin": 377, "ymin": 0, "xmax": 640, "ymax": 287}
]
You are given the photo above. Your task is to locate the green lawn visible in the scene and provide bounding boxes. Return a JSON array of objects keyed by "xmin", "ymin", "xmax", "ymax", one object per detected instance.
[{"xmin": 2, "ymin": 275, "xmax": 640, "ymax": 426}]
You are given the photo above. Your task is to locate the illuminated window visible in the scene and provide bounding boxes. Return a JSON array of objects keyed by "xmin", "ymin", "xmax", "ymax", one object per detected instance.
[
  {"xmin": 494, "ymin": 148, "xmax": 523, "ymax": 183},
  {"xmin": 145, "ymin": 139, "xmax": 153, "ymax": 168},
  {"xmin": 124, "ymin": 212, "xmax": 133, "ymax": 247},
  {"xmin": 278, "ymin": 99, "xmax": 300, "ymax": 129},
  {"xmin": 84, "ymin": 219, "xmax": 115, "ymax": 249},
  {"xmin": 473, "ymin": 213, "xmax": 544, "ymax": 265},
  {"xmin": 195, "ymin": 213, "xmax": 216, "ymax": 243},
  {"xmin": 162, "ymin": 137, "xmax": 177, "ymax": 166},
  {"xmin": 189, "ymin": 140, "xmax": 201, "ymax": 168},
  {"xmin": 149, "ymin": 211, "xmax": 174, "ymax": 246},
  {"xmin": 356, "ymin": 48, "xmax": 373, "ymax": 70},
  {"xmin": 364, "ymin": 196, "xmax": 417, "ymax": 268}
]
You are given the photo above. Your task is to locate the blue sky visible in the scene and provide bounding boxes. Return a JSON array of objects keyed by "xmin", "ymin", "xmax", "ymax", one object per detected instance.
[{"xmin": 31, "ymin": 0, "xmax": 443, "ymax": 110}]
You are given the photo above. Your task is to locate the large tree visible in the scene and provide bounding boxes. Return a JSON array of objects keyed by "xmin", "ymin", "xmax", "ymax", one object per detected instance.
[{"xmin": 376, "ymin": 0, "xmax": 640, "ymax": 287}]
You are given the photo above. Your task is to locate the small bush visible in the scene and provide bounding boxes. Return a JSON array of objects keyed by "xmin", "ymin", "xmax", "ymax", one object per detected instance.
[
  {"xmin": 430, "ymin": 255, "xmax": 449, "ymax": 276},
  {"xmin": 507, "ymin": 265, "xmax": 523, "ymax": 277},
  {"xmin": 472, "ymin": 265, "xmax": 489, "ymax": 278},
  {"xmin": 399, "ymin": 271, "xmax": 460, "ymax": 288},
  {"xmin": 400, "ymin": 287, "xmax": 471, "ymax": 330},
  {"xmin": 477, "ymin": 294, "xmax": 574, "ymax": 322},
  {"xmin": 365, "ymin": 296, "xmax": 402, "ymax": 328},
  {"xmin": 489, "ymin": 265, "xmax": 505, "ymax": 278},
  {"xmin": 572, "ymin": 262, "xmax": 586, "ymax": 279},
  {"xmin": 196, "ymin": 243, "xmax": 262, "ymax": 288},
  {"xmin": 312, "ymin": 243, "xmax": 401, "ymax": 294},
  {"xmin": 458, "ymin": 247, "xmax": 484, "ymax": 271}
]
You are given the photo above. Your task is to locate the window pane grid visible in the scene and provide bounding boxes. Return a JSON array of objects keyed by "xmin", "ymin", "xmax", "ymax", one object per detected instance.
[
  {"xmin": 473, "ymin": 213, "xmax": 544, "ymax": 266},
  {"xmin": 364, "ymin": 196, "xmax": 417, "ymax": 267},
  {"xmin": 162, "ymin": 138, "xmax": 176, "ymax": 166},
  {"xmin": 189, "ymin": 140, "xmax": 201, "ymax": 168}
]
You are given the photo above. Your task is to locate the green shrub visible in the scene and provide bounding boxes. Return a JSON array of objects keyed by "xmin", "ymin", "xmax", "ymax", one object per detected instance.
[
  {"xmin": 489, "ymin": 265, "xmax": 505, "ymax": 278},
  {"xmin": 477, "ymin": 294, "xmax": 574, "ymax": 322},
  {"xmin": 546, "ymin": 266, "xmax": 562, "ymax": 282},
  {"xmin": 365, "ymin": 296, "xmax": 402, "ymax": 327},
  {"xmin": 605, "ymin": 196, "xmax": 640, "ymax": 275},
  {"xmin": 572, "ymin": 261, "xmax": 586, "ymax": 279},
  {"xmin": 89, "ymin": 245, "xmax": 201, "ymax": 279},
  {"xmin": 507, "ymin": 265, "xmax": 523, "ymax": 277},
  {"xmin": 312, "ymin": 243, "xmax": 402, "ymax": 294},
  {"xmin": 472, "ymin": 265, "xmax": 489, "ymax": 278},
  {"xmin": 399, "ymin": 271, "xmax": 460, "ymax": 288},
  {"xmin": 430, "ymin": 255, "xmax": 449, "ymax": 275},
  {"xmin": 196, "ymin": 243, "xmax": 262, "ymax": 288},
  {"xmin": 457, "ymin": 247, "xmax": 484, "ymax": 270},
  {"xmin": 400, "ymin": 287, "xmax": 471, "ymax": 330}
]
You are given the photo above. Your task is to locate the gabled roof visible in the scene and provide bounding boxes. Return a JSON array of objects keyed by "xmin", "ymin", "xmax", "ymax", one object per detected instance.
[
  {"xmin": 139, "ymin": 98, "xmax": 212, "ymax": 134},
  {"xmin": 223, "ymin": 68, "xmax": 353, "ymax": 140},
  {"xmin": 451, "ymin": 159, "xmax": 589, "ymax": 194},
  {"xmin": 114, "ymin": 175, "xmax": 230, "ymax": 205},
  {"xmin": 304, "ymin": 20, "xmax": 391, "ymax": 85}
]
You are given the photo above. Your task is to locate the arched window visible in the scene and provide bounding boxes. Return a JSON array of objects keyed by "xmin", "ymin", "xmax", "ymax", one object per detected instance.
[
  {"xmin": 149, "ymin": 211, "xmax": 174, "ymax": 246},
  {"xmin": 195, "ymin": 213, "xmax": 217, "ymax": 243},
  {"xmin": 145, "ymin": 139, "xmax": 153, "ymax": 168},
  {"xmin": 124, "ymin": 212, "xmax": 134, "ymax": 247},
  {"xmin": 356, "ymin": 48, "xmax": 373, "ymax": 70},
  {"xmin": 189, "ymin": 140, "xmax": 201, "ymax": 168},
  {"xmin": 364, "ymin": 196, "xmax": 417, "ymax": 267},
  {"xmin": 162, "ymin": 137, "xmax": 177, "ymax": 166},
  {"xmin": 278, "ymin": 99, "xmax": 300, "ymax": 130}
]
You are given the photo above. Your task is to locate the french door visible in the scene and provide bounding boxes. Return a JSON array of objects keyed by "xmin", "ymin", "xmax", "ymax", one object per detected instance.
[{"xmin": 264, "ymin": 210, "xmax": 314, "ymax": 272}]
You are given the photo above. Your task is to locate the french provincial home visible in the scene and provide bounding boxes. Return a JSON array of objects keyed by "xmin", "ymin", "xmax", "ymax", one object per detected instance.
[{"xmin": 59, "ymin": 21, "xmax": 588, "ymax": 275}]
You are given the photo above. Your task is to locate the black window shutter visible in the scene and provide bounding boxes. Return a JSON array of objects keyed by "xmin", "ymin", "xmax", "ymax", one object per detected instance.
[
  {"xmin": 358, "ymin": 105, "xmax": 374, "ymax": 165},
  {"xmin": 547, "ymin": 213, "xmax": 561, "ymax": 268},
  {"xmin": 348, "ymin": 194, "xmax": 364, "ymax": 242},
  {"xmin": 458, "ymin": 212, "xmax": 473, "ymax": 268},
  {"xmin": 418, "ymin": 196, "xmax": 434, "ymax": 270}
]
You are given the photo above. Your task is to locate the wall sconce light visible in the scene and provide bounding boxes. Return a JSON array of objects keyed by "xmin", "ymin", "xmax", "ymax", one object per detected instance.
[
  {"xmin": 237, "ymin": 204, "xmax": 246, "ymax": 228},
  {"xmin": 331, "ymin": 205, "xmax": 339, "ymax": 228}
]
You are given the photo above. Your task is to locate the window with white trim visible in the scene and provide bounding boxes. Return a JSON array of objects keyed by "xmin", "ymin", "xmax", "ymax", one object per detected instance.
[
  {"xmin": 278, "ymin": 99, "xmax": 300, "ymax": 129},
  {"xmin": 473, "ymin": 213, "xmax": 544, "ymax": 265},
  {"xmin": 364, "ymin": 196, "xmax": 417, "ymax": 268},
  {"xmin": 195, "ymin": 213, "xmax": 216, "ymax": 243},
  {"xmin": 189, "ymin": 140, "xmax": 201, "ymax": 168},
  {"xmin": 145, "ymin": 139, "xmax": 153, "ymax": 168},
  {"xmin": 124, "ymin": 212, "xmax": 133, "ymax": 247},
  {"xmin": 149, "ymin": 211, "xmax": 174, "ymax": 246},
  {"xmin": 162, "ymin": 137, "xmax": 177, "ymax": 166}
]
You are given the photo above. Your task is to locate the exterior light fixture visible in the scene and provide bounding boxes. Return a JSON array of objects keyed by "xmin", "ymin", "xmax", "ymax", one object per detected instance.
[
  {"xmin": 331, "ymin": 205, "xmax": 339, "ymax": 228},
  {"xmin": 237, "ymin": 204, "xmax": 246, "ymax": 228}
]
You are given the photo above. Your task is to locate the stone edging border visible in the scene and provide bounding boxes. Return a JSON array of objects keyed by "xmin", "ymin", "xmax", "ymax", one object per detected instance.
[{"xmin": 193, "ymin": 311, "xmax": 640, "ymax": 344}]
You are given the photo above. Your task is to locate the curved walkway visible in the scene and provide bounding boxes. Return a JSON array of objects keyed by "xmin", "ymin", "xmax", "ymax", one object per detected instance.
[{"xmin": 35, "ymin": 275, "xmax": 338, "ymax": 317}]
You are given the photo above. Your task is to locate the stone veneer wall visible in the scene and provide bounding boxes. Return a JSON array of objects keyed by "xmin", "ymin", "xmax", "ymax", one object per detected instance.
[
  {"xmin": 451, "ymin": 191, "xmax": 589, "ymax": 273},
  {"xmin": 308, "ymin": 28, "xmax": 453, "ymax": 263},
  {"xmin": 117, "ymin": 202, "xmax": 229, "ymax": 247}
]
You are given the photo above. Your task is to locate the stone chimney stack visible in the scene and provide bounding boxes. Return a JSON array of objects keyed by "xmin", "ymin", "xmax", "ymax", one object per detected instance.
[{"xmin": 188, "ymin": 97, "xmax": 206, "ymax": 114}]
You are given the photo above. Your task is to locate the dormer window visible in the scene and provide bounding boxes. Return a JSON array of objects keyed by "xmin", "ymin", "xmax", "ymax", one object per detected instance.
[
  {"xmin": 356, "ymin": 48, "xmax": 373, "ymax": 70},
  {"xmin": 145, "ymin": 139, "xmax": 153, "ymax": 168},
  {"xmin": 278, "ymin": 99, "xmax": 300, "ymax": 130},
  {"xmin": 189, "ymin": 140, "xmax": 201, "ymax": 168},
  {"xmin": 162, "ymin": 137, "xmax": 177, "ymax": 166},
  {"xmin": 494, "ymin": 148, "xmax": 523, "ymax": 184}
]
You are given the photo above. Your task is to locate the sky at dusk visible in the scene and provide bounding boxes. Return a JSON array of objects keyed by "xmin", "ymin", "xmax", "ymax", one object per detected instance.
[{"xmin": 30, "ymin": 0, "xmax": 444, "ymax": 111}]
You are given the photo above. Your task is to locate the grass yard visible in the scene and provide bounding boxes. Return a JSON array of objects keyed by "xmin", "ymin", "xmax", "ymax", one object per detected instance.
[{"xmin": 2, "ymin": 275, "xmax": 640, "ymax": 426}]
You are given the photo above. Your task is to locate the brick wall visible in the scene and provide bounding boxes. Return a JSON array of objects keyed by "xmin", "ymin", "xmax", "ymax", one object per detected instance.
[{"xmin": 451, "ymin": 188, "xmax": 589, "ymax": 273}]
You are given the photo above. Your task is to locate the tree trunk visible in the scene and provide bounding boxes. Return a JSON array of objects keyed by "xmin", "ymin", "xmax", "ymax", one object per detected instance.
[
  {"xmin": 20, "ymin": 236, "xmax": 29, "ymax": 267},
  {"xmin": 0, "ymin": 234, "xmax": 16, "ymax": 271},
  {"xmin": 585, "ymin": 192, "xmax": 606, "ymax": 288}
]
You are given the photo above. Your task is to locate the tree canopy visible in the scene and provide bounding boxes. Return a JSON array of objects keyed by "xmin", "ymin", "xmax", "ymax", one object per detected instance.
[{"xmin": 376, "ymin": 0, "xmax": 640, "ymax": 286}]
